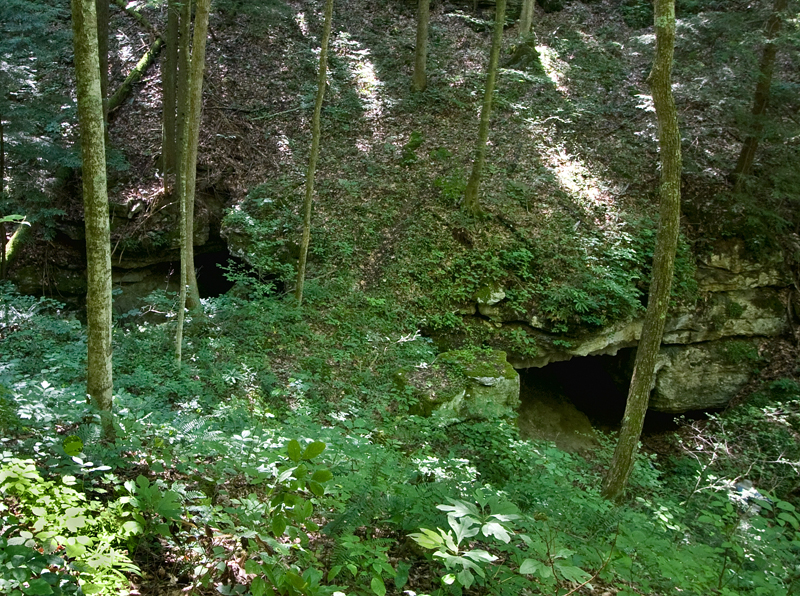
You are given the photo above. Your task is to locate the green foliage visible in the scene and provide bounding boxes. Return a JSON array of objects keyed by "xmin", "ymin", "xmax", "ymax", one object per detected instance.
[
  {"xmin": 0, "ymin": 458, "xmax": 140, "ymax": 595},
  {"xmin": 0, "ymin": 537, "xmax": 80, "ymax": 596},
  {"xmin": 400, "ymin": 131, "xmax": 425, "ymax": 166}
]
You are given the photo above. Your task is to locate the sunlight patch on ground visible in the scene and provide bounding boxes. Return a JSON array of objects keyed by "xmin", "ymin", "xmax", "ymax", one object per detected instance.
[
  {"xmin": 332, "ymin": 33, "xmax": 388, "ymax": 152},
  {"xmin": 294, "ymin": 11, "xmax": 309, "ymax": 36},
  {"xmin": 535, "ymin": 45, "xmax": 570, "ymax": 95}
]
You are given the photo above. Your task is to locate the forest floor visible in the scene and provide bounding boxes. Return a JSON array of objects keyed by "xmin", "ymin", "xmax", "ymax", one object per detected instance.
[{"xmin": 3, "ymin": 0, "xmax": 800, "ymax": 595}]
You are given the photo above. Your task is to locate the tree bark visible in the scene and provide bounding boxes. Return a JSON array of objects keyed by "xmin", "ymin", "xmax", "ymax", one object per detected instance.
[
  {"xmin": 175, "ymin": 0, "xmax": 192, "ymax": 211},
  {"xmin": 463, "ymin": 0, "xmax": 506, "ymax": 216},
  {"xmin": 96, "ymin": 0, "xmax": 109, "ymax": 129},
  {"xmin": 601, "ymin": 0, "xmax": 682, "ymax": 502},
  {"xmin": 175, "ymin": 0, "xmax": 209, "ymax": 364},
  {"xmin": 72, "ymin": 0, "xmax": 115, "ymax": 441},
  {"xmin": 732, "ymin": 0, "xmax": 788, "ymax": 192},
  {"xmin": 519, "ymin": 0, "xmax": 534, "ymax": 36},
  {"xmin": 1, "ymin": 116, "xmax": 6, "ymax": 279},
  {"xmin": 412, "ymin": 0, "xmax": 430, "ymax": 92},
  {"xmin": 162, "ymin": 0, "xmax": 180, "ymax": 191},
  {"xmin": 295, "ymin": 0, "xmax": 334, "ymax": 305},
  {"xmin": 107, "ymin": 36, "xmax": 164, "ymax": 113}
]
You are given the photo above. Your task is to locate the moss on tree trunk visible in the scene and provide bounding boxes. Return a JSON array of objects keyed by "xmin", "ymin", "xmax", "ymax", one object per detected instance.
[
  {"xmin": 72, "ymin": 0, "xmax": 115, "ymax": 441},
  {"xmin": 463, "ymin": 0, "xmax": 506, "ymax": 216},
  {"xmin": 601, "ymin": 0, "xmax": 682, "ymax": 502},
  {"xmin": 295, "ymin": 0, "xmax": 334, "ymax": 305}
]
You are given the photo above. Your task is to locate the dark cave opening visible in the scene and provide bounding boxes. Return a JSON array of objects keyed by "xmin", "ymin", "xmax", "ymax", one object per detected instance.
[
  {"xmin": 194, "ymin": 250, "xmax": 244, "ymax": 298},
  {"xmin": 517, "ymin": 349, "xmax": 707, "ymax": 449}
]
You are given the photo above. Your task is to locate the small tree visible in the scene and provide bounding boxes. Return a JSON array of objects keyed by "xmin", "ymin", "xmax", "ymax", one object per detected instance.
[
  {"xmin": 732, "ymin": 0, "xmax": 789, "ymax": 192},
  {"xmin": 72, "ymin": 0, "xmax": 115, "ymax": 441},
  {"xmin": 602, "ymin": 0, "xmax": 682, "ymax": 502},
  {"xmin": 295, "ymin": 0, "xmax": 334, "ymax": 305},
  {"xmin": 161, "ymin": 0, "xmax": 180, "ymax": 191},
  {"xmin": 519, "ymin": 0, "xmax": 534, "ymax": 36},
  {"xmin": 463, "ymin": 0, "xmax": 506, "ymax": 216},
  {"xmin": 175, "ymin": 0, "xmax": 210, "ymax": 365},
  {"xmin": 412, "ymin": 0, "xmax": 430, "ymax": 92}
]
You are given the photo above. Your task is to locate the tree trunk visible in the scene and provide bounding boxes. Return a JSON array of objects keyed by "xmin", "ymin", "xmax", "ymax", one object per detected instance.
[
  {"xmin": 175, "ymin": 0, "xmax": 209, "ymax": 364},
  {"xmin": 175, "ymin": 0, "xmax": 192, "ymax": 212},
  {"xmin": 732, "ymin": 0, "xmax": 788, "ymax": 192},
  {"xmin": 295, "ymin": 0, "xmax": 334, "ymax": 305},
  {"xmin": 412, "ymin": 0, "xmax": 430, "ymax": 92},
  {"xmin": 162, "ymin": 0, "xmax": 180, "ymax": 191},
  {"xmin": 107, "ymin": 36, "xmax": 164, "ymax": 113},
  {"xmin": 72, "ymin": 0, "xmax": 115, "ymax": 441},
  {"xmin": 96, "ymin": 0, "xmax": 109, "ymax": 129},
  {"xmin": 1, "ymin": 116, "xmax": 6, "ymax": 279},
  {"xmin": 601, "ymin": 0, "xmax": 682, "ymax": 502},
  {"xmin": 519, "ymin": 0, "xmax": 534, "ymax": 36},
  {"xmin": 463, "ymin": 0, "xmax": 506, "ymax": 216}
]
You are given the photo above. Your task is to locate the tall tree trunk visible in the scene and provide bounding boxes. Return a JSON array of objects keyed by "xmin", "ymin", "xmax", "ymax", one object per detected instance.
[
  {"xmin": 162, "ymin": 0, "xmax": 180, "ymax": 192},
  {"xmin": 601, "ymin": 0, "xmax": 682, "ymax": 502},
  {"xmin": 463, "ymin": 0, "xmax": 506, "ymax": 216},
  {"xmin": 96, "ymin": 0, "xmax": 109, "ymax": 130},
  {"xmin": 72, "ymin": 0, "xmax": 115, "ymax": 441},
  {"xmin": 732, "ymin": 0, "xmax": 788, "ymax": 192},
  {"xmin": 175, "ymin": 0, "xmax": 192, "ymax": 210},
  {"xmin": 295, "ymin": 0, "xmax": 334, "ymax": 305},
  {"xmin": 412, "ymin": 0, "xmax": 430, "ymax": 92},
  {"xmin": 1, "ymin": 116, "xmax": 6, "ymax": 279},
  {"xmin": 175, "ymin": 0, "xmax": 209, "ymax": 364},
  {"xmin": 519, "ymin": 0, "xmax": 534, "ymax": 36}
]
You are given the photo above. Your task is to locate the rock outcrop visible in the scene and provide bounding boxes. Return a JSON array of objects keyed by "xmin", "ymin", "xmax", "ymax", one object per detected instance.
[
  {"xmin": 396, "ymin": 349, "xmax": 520, "ymax": 420},
  {"xmin": 461, "ymin": 240, "xmax": 793, "ymax": 413}
]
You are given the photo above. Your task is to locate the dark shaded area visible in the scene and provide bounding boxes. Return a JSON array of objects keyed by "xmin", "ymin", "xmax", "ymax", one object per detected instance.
[
  {"xmin": 194, "ymin": 250, "xmax": 243, "ymax": 298},
  {"xmin": 519, "ymin": 349, "xmax": 709, "ymax": 436}
]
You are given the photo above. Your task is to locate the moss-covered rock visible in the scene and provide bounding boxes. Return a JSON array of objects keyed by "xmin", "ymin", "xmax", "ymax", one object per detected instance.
[{"xmin": 401, "ymin": 349, "xmax": 520, "ymax": 420}]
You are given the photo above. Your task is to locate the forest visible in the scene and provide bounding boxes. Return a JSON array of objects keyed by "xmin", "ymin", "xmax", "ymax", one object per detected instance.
[{"xmin": 1, "ymin": 0, "xmax": 800, "ymax": 594}]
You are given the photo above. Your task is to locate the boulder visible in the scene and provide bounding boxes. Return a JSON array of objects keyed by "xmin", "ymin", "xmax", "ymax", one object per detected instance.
[
  {"xmin": 398, "ymin": 349, "xmax": 520, "ymax": 420},
  {"xmin": 650, "ymin": 340, "xmax": 759, "ymax": 412}
]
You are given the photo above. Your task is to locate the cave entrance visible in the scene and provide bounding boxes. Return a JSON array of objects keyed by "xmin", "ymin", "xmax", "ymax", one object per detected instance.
[
  {"xmin": 516, "ymin": 349, "xmax": 682, "ymax": 452},
  {"xmin": 194, "ymin": 250, "xmax": 243, "ymax": 298}
]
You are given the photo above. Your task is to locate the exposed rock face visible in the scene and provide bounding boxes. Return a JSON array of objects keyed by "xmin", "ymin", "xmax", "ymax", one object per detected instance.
[
  {"xmin": 397, "ymin": 349, "xmax": 520, "ymax": 420},
  {"xmin": 460, "ymin": 240, "xmax": 793, "ymax": 413},
  {"xmin": 651, "ymin": 341, "xmax": 759, "ymax": 412}
]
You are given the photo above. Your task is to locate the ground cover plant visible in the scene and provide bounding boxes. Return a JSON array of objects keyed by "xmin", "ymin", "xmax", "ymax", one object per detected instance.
[
  {"xmin": 2, "ymin": 0, "xmax": 800, "ymax": 594},
  {"xmin": 2, "ymin": 281, "xmax": 799, "ymax": 595}
]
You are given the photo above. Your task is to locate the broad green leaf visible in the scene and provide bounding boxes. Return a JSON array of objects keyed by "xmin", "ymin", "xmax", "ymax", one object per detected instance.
[
  {"xmin": 394, "ymin": 562, "xmax": 411, "ymax": 590},
  {"xmin": 80, "ymin": 583, "xmax": 102, "ymax": 595},
  {"xmin": 65, "ymin": 516, "xmax": 87, "ymax": 532},
  {"xmin": 438, "ymin": 499, "xmax": 479, "ymax": 519},
  {"xmin": 778, "ymin": 512, "xmax": 799, "ymax": 529},
  {"xmin": 302, "ymin": 441, "xmax": 326, "ymax": 460},
  {"xmin": 272, "ymin": 514, "xmax": 287, "ymax": 537},
  {"xmin": 62, "ymin": 436, "xmax": 83, "ymax": 457},
  {"xmin": 327, "ymin": 565, "xmax": 342, "ymax": 581},
  {"xmin": 520, "ymin": 558, "xmax": 551, "ymax": 578},
  {"xmin": 456, "ymin": 568, "xmax": 474, "ymax": 589},
  {"xmin": 371, "ymin": 575, "xmax": 386, "ymax": 596},
  {"xmin": 287, "ymin": 440, "xmax": 302, "ymax": 463},
  {"xmin": 308, "ymin": 481, "xmax": 325, "ymax": 497},
  {"xmin": 408, "ymin": 529, "xmax": 444, "ymax": 550},
  {"xmin": 311, "ymin": 469, "xmax": 333, "ymax": 482},
  {"xmin": 462, "ymin": 549, "xmax": 497, "ymax": 564},
  {"xmin": 481, "ymin": 521, "xmax": 511, "ymax": 543},
  {"xmin": 251, "ymin": 576, "xmax": 266, "ymax": 596},
  {"xmin": 777, "ymin": 501, "xmax": 796, "ymax": 512},
  {"xmin": 21, "ymin": 578, "xmax": 53, "ymax": 595},
  {"xmin": 555, "ymin": 562, "xmax": 591, "ymax": 584}
]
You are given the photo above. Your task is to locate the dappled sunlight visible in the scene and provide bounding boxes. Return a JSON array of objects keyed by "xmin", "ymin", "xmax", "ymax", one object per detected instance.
[
  {"xmin": 535, "ymin": 45, "xmax": 571, "ymax": 95},
  {"xmin": 294, "ymin": 11, "xmax": 309, "ymax": 36},
  {"xmin": 332, "ymin": 33, "xmax": 389, "ymax": 152}
]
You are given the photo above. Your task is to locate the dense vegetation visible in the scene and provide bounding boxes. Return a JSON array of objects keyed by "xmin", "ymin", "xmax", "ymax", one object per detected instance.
[{"xmin": 2, "ymin": 0, "xmax": 800, "ymax": 594}]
